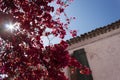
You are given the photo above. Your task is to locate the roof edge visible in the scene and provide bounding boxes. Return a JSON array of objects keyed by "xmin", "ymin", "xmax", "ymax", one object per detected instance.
[{"xmin": 67, "ymin": 19, "xmax": 120, "ymax": 45}]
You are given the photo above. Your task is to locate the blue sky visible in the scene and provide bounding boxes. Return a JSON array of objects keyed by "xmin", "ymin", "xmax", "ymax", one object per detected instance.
[
  {"xmin": 43, "ymin": 0, "xmax": 120, "ymax": 45},
  {"xmin": 64, "ymin": 0, "xmax": 120, "ymax": 39}
]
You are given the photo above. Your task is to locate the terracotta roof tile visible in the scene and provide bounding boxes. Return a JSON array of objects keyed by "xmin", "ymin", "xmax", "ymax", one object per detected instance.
[{"xmin": 67, "ymin": 19, "xmax": 120, "ymax": 45}]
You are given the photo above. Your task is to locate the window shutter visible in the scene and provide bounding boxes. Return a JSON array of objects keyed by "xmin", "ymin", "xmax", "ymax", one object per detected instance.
[{"xmin": 70, "ymin": 48, "xmax": 93, "ymax": 80}]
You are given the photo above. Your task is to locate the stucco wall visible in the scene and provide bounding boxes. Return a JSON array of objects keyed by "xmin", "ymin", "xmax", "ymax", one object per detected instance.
[{"xmin": 67, "ymin": 28, "xmax": 120, "ymax": 80}]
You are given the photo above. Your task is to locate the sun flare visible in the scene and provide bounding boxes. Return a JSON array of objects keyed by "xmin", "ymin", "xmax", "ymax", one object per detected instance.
[{"xmin": 5, "ymin": 22, "xmax": 20, "ymax": 32}]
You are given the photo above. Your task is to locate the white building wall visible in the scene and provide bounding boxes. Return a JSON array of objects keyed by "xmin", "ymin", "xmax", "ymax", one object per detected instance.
[{"xmin": 67, "ymin": 28, "xmax": 120, "ymax": 80}]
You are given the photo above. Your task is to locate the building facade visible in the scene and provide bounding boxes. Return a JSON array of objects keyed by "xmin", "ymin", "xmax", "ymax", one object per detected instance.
[{"xmin": 67, "ymin": 20, "xmax": 120, "ymax": 80}]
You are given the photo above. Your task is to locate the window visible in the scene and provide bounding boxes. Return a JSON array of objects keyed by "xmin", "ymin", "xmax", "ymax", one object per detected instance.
[{"xmin": 70, "ymin": 48, "xmax": 93, "ymax": 80}]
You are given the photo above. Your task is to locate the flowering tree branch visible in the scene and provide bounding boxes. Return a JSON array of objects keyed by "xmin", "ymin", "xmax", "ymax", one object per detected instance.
[{"xmin": 0, "ymin": 0, "xmax": 90, "ymax": 80}]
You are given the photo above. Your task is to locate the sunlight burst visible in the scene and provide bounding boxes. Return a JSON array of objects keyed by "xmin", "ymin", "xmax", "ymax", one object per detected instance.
[{"xmin": 5, "ymin": 22, "xmax": 20, "ymax": 32}]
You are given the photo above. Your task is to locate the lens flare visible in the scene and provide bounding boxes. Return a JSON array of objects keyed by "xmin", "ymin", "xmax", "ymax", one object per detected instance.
[
  {"xmin": 5, "ymin": 22, "xmax": 20, "ymax": 32},
  {"xmin": 5, "ymin": 23, "xmax": 14, "ymax": 31}
]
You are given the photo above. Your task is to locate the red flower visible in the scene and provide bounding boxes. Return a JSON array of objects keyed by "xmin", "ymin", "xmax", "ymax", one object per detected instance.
[
  {"xmin": 0, "ymin": 0, "xmax": 91, "ymax": 80},
  {"xmin": 70, "ymin": 30, "xmax": 77, "ymax": 37}
]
